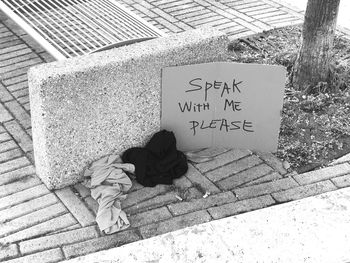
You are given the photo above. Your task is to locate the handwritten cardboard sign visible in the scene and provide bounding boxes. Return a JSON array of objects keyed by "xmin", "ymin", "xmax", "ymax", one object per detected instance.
[{"xmin": 161, "ymin": 62, "xmax": 286, "ymax": 152}]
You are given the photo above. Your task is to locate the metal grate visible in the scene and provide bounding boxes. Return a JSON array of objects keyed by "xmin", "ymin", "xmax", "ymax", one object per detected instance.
[{"xmin": 0, "ymin": 0, "xmax": 165, "ymax": 60}]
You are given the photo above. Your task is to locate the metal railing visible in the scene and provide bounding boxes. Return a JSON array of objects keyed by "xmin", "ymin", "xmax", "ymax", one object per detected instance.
[{"xmin": 0, "ymin": 0, "xmax": 165, "ymax": 60}]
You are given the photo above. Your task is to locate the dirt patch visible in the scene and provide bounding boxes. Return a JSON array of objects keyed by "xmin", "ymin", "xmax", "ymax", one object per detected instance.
[{"xmin": 228, "ymin": 26, "xmax": 350, "ymax": 173}]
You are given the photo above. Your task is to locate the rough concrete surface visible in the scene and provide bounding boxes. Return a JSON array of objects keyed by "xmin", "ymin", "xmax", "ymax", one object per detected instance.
[
  {"xmin": 28, "ymin": 27, "xmax": 229, "ymax": 189},
  {"xmin": 64, "ymin": 187, "xmax": 350, "ymax": 263}
]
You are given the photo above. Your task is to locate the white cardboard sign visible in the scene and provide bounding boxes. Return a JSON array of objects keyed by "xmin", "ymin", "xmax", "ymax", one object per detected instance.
[{"xmin": 161, "ymin": 62, "xmax": 286, "ymax": 152}]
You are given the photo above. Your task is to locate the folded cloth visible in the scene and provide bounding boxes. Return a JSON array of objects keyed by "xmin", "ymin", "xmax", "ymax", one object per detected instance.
[
  {"xmin": 121, "ymin": 130, "xmax": 188, "ymax": 187},
  {"xmin": 83, "ymin": 155, "xmax": 134, "ymax": 234}
]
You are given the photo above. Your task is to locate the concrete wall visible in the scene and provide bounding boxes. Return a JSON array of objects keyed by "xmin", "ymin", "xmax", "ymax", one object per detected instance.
[{"xmin": 28, "ymin": 27, "xmax": 229, "ymax": 189}]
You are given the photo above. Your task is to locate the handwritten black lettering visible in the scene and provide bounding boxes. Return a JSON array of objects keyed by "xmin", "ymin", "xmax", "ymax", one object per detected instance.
[
  {"xmin": 232, "ymin": 79, "xmax": 242, "ymax": 93},
  {"xmin": 189, "ymin": 120, "xmax": 199, "ymax": 136},
  {"xmin": 214, "ymin": 81, "xmax": 222, "ymax": 89},
  {"xmin": 230, "ymin": 121, "xmax": 241, "ymax": 130},
  {"xmin": 186, "ymin": 78, "xmax": 202, "ymax": 93},
  {"xmin": 178, "ymin": 102, "xmax": 210, "ymax": 112},
  {"xmin": 221, "ymin": 82, "xmax": 230, "ymax": 98},
  {"xmin": 224, "ymin": 100, "xmax": 242, "ymax": 111},
  {"xmin": 243, "ymin": 120, "xmax": 254, "ymax": 132}
]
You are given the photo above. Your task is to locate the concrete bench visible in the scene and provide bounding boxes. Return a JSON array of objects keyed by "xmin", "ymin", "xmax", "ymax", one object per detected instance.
[{"xmin": 28, "ymin": 27, "xmax": 229, "ymax": 189}]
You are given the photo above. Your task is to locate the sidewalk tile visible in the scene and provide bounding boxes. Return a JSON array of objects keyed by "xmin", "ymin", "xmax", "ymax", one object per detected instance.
[
  {"xmin": 19, "ymin": 225, "xmax": 99, "ymax": 255},
  {"xmin": 208, "ymin": 195, "xmax": 275, "ymax": 219},
  {"xmin": 185, "ymin": 164, "xmax": 220, "ymax": 194},
  {"xmin": 217, "ymin": 164, "xmax": 274, "ymax": 190},
  {"xmin": 55, "ymin": 187, "xmax": 95, "ymax": 227},
  {"xmin": 3, "ymin": 248, "xmax": 64, "ymax": 263},
  {"xmin": 62, "ymin": 229, "xmax": 140, "ymax": 259},
  {"xmin": 0, "ymin": 174, "xmax": 41, "ymax": 198},
  {"xmin": 293, "ymin": 163, "xmax": 350, "ymax": 185},
  {"xmin": 140, "ymin": 210, "xmax": 211, "ymax": 239},
  {"xmin": 205, "ymin": 155, "xmax": 262, "ymax": 182},
  {"xmin": 4, "ymin": 100, "xmax": 31, "ymax": 129},
  {"xmin": 255, "ymin": 151, "xmax": 288, "ymax": 175},
  {"xmin": 272, "ymin": 180, "xmax": 337, "ymax": 202},
  {"xmin": 129, "ymin": 207, "xmax": 172, "ymax": 227},
  {"xmin": 0, "ymin": 193, "xmax": 58, "ymax": 223},
  {"xmin": 1, "ymin": 213, "xmax": 77, "ymax": 244},
  {"xmin": 0, "ymin": 148, "xmax": 23, "ymax": 163},
  {"xmin": 0, "ymin": 244, "xmax": 19, "ymax": 262},
  {"xmin": 168, "ymin": 191, "xmax": 236, "ymax": 216},
  {"xmin": 331, "ymin": 174, "xmax": 350, "ymax": 188},
  {"xmin": 0, "ymin": 184, "xmax": 49, "ymax": 210},
  {"xmin": 0, "ymin": 156, "xmax": 30, "ymax": 175},
  {"xmin": 0, "ymin": 165, "xmax": 36, "ymax": 185},
  {"xmin": 0, "ymin": 103, "xmax": 13, "ymax": 122},
  {"xmin": 233, "ymin": 177, "xmax": 298, "ymax": 200},
  {"xmin": 242, "ymin": 172, "xmax": 282, "ymax": 186},
  {"xmin": 0, "ymin": 83, "xmax": 14, "ymax": 102},
  {"xmin": 0, "ymin": 203, "xmax": 66, "ymax": 238},
  {"xmin": 194, "ymin": 149, "xmax": 251, "ymax": 173}
]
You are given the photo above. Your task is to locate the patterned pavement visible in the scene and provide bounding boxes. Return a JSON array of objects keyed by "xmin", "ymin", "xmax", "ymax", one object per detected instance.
[{"xmin": 0, "ymin": 1, "xmax": 349, "ymax": 262}]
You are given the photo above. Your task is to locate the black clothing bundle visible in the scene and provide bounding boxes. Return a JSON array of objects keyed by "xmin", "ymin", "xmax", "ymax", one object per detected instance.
[{"xmin": 122, "ymin": 130, "xmax": 188, "ymax": 187}]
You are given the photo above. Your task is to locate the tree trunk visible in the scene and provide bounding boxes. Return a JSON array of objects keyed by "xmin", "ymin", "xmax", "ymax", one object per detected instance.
[{"xmin": 292, "ymin": 0, "xmax": 340, "ymax": 91}]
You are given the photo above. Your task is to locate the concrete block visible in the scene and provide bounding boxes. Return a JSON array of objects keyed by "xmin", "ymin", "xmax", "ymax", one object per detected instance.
[
  {"xmin": 3, "ymin": 248, "xmax": 63, "ymax": 263},
  {"xmin": 28, "ymin": 27, "xmax": 229, "ymax": 189},
  {"xmin": 129, "ymin": 207, "xmax": 172, "ymax": 227}
]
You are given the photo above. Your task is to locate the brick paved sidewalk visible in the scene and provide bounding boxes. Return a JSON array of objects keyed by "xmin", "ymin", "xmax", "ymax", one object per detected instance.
[{"xmin": 0, "ymin": 1, "xmax": 349, "ymax": 262}]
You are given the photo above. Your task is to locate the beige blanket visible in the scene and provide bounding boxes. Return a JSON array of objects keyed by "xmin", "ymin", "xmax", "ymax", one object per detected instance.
[{"xmin": 84, "ymin": 155, "xmax": 134, "ymax": 234}]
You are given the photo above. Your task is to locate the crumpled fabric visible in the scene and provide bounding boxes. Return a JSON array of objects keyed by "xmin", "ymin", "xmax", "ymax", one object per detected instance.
[
  {"xmin": 121, "ymin": 130, "xmax": 188, "ymax": 187},
  {"xmin": 83, "ymin": 155, "xmax": 134, "ymax": 234}
]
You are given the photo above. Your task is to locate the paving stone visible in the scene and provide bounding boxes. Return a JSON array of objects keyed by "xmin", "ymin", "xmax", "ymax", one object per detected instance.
[
  {"xmin": 2, "ymin": 74, "xmax": 27, "ymax": 86},
  {"xmin": 0, "ymin": 44, "xmax": 27, "ymax": 56},
  {"xmin": 128, "ymin": 179, "xmax": 144, "ymax": 192},
  {"xmin": 55, "ymin": 187, "xmax": 95, "ymax": 227},
  {"xmin": 4, "ymin": 100, "xmax": 31, "ymax": 129},
  {"xmin": 0, "ymin": 57, "xmax": 42, "ymax": 75},
  {"xmin": 0, "ymin": 184, "xmax": 50, "ymax": 210},
  {"xmin": 0, "ymin": 103, "xmax": 13, "ymax": 122},
  {"xmin": 168, "ymin": 191, "xmax": 236, "ymax": 216},
  {"xmin": 154, "ymin": 17, "xmax": 183, "ymax": 32},
  {"xmin": 0, "ymin": 174, "xmax": 41, "ymax": 198},
  {"xmin": 73, "ymin": 183, "xmax": 90, "ymax": 198},
  {"xmin": 194, "ymin": 149, "xmax": 251, "ymax": 173},
  {"xmin": 0, "ymin": 202, "xmax": 67, "ymax": 238},
  {"xmin": 242, "ymin": 172, "xmax": 282, "ymax": 186},
  {"xmin": 233, "ymin": 177, "xmax": 299, "ymax": 200},
  {"xmin": 0, "ymin": 133, "xmax": 11, "ymax": 143},
  {"xmin": 3, "ymin": 121, "xmax": 32, "ymax": 152},
  {"xmin": 0, "ymin": 48, "xmax": 32, "ymax": 62},
  {"xmin": 0, "ymin": 193, "xmax": 58, "ymax": 223},
  {"xmin": 140, "ymin": 210, "xmax": 211, "ymax": 239},
  {"xmin": 216, "ymin": 164, "xmax": 274, "ymax": 190},
  {"xmin": 254, "ymin": 151, "xmax": 287, "ymax": 175},
  {"xmin": 294, "ymin": 163, "xmax": 350, "ymax": 185},
  {"xmin": 124, "ymin": 191, "xmax": 180, "ymax": 215},
  {"xmin": 205, "ymin": 155, "xmax": 263, "ymax": 182},
  {"xmin": 173, "ymin": 174, "xmax": 193, "ymax": 188},
  {"xmin": 122, "ymin": 184, "xmax": 171, "ymax": 208},
  {"xmin": 83, "ymin": 196, "xmax": 98, "ymax": 215},
  {"xmin": 0, "ymin": 165, "xmax": 36, "ymax": 186},
  {"xmin": 0, "ymin": 140, "xmax": 17, "ymax": 153},
  {"xmin": 4, "ymin": 248, "xmax": 64, "ymax": 263},
  {"xmin": 0, "ymin": 156, "xmax": 30, "ymax": 175},
  {"xmin": 0, "ymin": 83, "xmax": 14, "ymax": 102},
  {"xmin": 208, "ymin": 195, "xmax": 275, "ymax": 219},
  {"xmin": 19, "ymin": 225, "xmax": 99, "ymax": 255},
  {"xmin": 184, "ymin": 164, "xmax": 220, "ymax": 194},
  {"xmin": 129, "ymin": 207, "xmax": 172, "ymax": 227},
  {"xmin": 50, "ymin": 224, "xmax": 80, "ymax": 235},
  {"xmin": 0, "ymin": 52, "xmax": 38, "ymax": 69},
  {"xmin": 191, "ymin": 147, "xmax": 230, "ymax": 157},
  {"xmin": 331, "ymin": 174, "xmax": 350, "ymax": 188},
  {"xmin": 272, "ymin": 180, "xmax": 337, "ymax": 203},
  {"xmin": 0, "ymin": 148, "xmax": 22, "ymax": 163},
  {"xmin": 1, "ymin": 213, "xmax": 77, "ymax": 244},
  {"xmin": 6, "ymin": 81, "xmax": 27, "ymax": 92},
  {"xmin": 0, "ymin": 243, "xmax": 19, "ymax": 262},
  {"xmin": 331, "ymin": 153, "xmax": 350, "ymax": 165},
  {"xmin": 174, "ymin": 6, "xmax": 207, "ymax": 18},
  {"xmin": 62, "ymin": 229, "xmax": 140, "ymax": 259}
]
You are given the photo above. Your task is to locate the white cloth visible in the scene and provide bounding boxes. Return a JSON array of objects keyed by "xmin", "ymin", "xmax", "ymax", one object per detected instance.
[{"xmin": 83, "ymin": 155, "xmax": 134, "ymax": 234}]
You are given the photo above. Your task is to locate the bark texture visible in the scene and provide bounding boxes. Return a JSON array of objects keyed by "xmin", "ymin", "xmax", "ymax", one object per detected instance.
[{"xmin": 293, "ymin": 0, "xmax": 340, "ymax": 90}]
